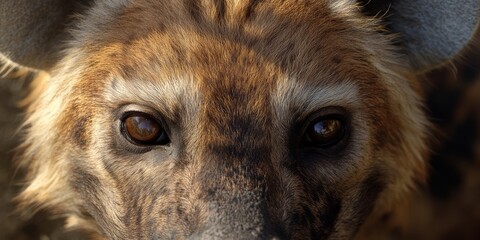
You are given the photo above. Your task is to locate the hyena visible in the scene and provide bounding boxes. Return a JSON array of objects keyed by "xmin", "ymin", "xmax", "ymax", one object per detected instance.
[{"xmin": 0, "ymin": 0, "xmax": 478, "ymax": 239}]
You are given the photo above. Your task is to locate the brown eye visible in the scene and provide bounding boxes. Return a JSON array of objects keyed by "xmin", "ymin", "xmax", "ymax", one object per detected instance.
[
  {"xmin": 304, "ymin": 116, "xmax": 346, "ymax": 148},
  {"xmin": 121, "ymin": 113, "xmax": 169, "ymax": 145}
]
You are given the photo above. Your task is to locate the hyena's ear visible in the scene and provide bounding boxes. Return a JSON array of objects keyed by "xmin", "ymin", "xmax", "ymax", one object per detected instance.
[
  {"xmin": 0, "ymin": 0, "xmax": 88, "ymax": 71},
  {"xmin": 364, "ymin": 0, "xmax": 480, "ymax": 71}
]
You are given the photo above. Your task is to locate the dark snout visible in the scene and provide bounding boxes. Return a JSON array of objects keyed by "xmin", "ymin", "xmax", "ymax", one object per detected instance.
[{"xmin": 185, "ymin": 151, "xmax": 287, "ymax": 240}]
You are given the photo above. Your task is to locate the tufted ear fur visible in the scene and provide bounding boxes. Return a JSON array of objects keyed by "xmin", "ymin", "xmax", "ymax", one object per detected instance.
[
  {"xmin": 0, "ymin": 0, "xmax": 89, "ymax": 71},
  {"xmin": 362, "ymin": 0, "xmax": 480, "ymax": 71}
]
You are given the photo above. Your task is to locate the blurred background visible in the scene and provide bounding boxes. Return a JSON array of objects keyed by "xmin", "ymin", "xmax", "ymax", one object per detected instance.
[
  {"xmin": 360, "ymin": 30, "xmax": 480, "ymax": 240},
  {"xmin": 0, "ymin": 26, "xmax": 479, "ymax": 240}
]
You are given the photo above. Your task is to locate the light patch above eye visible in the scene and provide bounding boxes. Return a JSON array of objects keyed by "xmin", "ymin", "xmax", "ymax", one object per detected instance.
[
  {"xmin": 272, "ymin": 77, "xmax": 360, "ymax": 125},
  {"xmin": 105, "ymin": 75, "xmax": 200, "ymax": 126}
]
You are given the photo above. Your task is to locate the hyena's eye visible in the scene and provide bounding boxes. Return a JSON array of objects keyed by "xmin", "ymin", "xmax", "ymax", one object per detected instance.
[
  {"xmin": 121, "ymin": 112, "xmax": 169, "ymax": 145},
  {"xmin": 301, "ymin": 108, "xmax": 349, "ymax": 151},
  {"xmin": 305, "ymin": 117, "xmax": 345, "ymax": 147}
]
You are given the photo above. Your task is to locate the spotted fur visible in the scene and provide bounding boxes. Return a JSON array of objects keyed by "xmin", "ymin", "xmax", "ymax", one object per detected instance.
[{"xmin": 3, "ymin": 0, "xmax": 476, "ymax": 239}]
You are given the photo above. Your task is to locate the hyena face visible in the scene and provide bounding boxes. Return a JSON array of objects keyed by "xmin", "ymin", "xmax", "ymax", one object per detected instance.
[{"xmin": 2, "ymin": 0, "xmax": 477, "ymax": 239}]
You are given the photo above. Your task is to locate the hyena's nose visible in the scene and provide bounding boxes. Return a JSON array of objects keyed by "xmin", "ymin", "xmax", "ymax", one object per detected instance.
[
  {"xmin": 187, "ymin": 149, "xmax": 286, "ymax": 239},
  {"xmin": 189, "ymin": 107, "xmax": 284, "ymax": 239},
  {"xmin": 189, "ymin": 188, "xmax": 284, "ymax": 240}
]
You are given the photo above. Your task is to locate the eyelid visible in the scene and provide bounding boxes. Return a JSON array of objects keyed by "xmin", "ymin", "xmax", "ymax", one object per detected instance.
[
  {"xmin": 117, "ymin": 104, "xmax": 162, "ymax": 120},
  {"xmin": 298, "ymin": 107, "xmax": 350, "ymax": 133},
  {"xmin": 121, "ymin": 111, "xmax": 161, "ymax": 122}
]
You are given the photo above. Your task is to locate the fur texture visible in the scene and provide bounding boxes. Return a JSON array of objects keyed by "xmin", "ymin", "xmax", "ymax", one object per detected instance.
[{"xmin": 1, "ymin": 0, "xmax": 476, "ymax": 239}]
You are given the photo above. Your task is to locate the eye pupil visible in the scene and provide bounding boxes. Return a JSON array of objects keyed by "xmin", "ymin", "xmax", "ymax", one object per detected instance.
[
  {"xmin": 306, "ymin": 118, "xmax": 344, "ymax": 147},
  {"xmin": 123, "ymin": 113, "xmax": 167, "ymax": 145}
]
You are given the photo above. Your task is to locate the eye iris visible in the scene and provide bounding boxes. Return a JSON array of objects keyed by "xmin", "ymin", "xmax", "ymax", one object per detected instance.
[
  {"xmin": 124, "ymin": 115, "xmax": 162, "ymax": 143},
  {"xmin": 307, "ymin": 118, "xmax": 343, "ymax": 146}
]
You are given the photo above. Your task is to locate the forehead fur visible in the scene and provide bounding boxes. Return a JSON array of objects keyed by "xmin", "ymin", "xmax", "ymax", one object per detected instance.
[
  {"xmin": 75, "ymin": 0, "xmax": 383, "ymax": 77},
  {"xmin": 72, "ymin": 0, "xmax": 395, "ymax": 111}
]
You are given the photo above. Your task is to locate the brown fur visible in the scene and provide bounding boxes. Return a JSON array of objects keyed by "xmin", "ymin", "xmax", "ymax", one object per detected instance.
[{"xmin": 14, "ymin": 0, "xmax": 430, "ymax": 239}]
